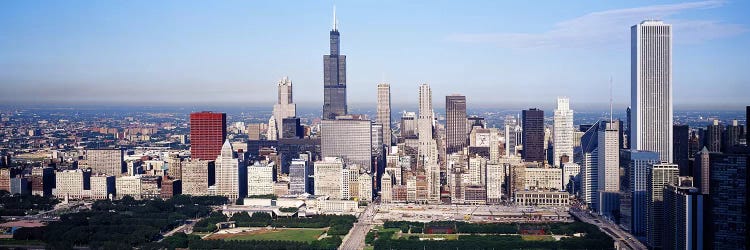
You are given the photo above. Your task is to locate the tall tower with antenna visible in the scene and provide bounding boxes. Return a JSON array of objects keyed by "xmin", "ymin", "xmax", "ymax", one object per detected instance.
[{"xmin": 323, "ymin": 6, "xmax": 347, "ymax": 120}]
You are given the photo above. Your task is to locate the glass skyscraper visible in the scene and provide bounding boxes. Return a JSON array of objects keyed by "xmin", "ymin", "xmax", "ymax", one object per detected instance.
[{"xmin": 323, "ymin": 9, "xmax": 347, "ymax": 120}]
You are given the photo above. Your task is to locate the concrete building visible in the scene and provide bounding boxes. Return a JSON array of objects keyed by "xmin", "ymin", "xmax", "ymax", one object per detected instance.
[
  {"xmin": 705, "ymin": 120, "xmax": 722, "ymax": 152},
  {"xmin": 524, "ymin": 167, "xmax": 562, "ymax": 191},
  {"xmin": 90, "ymin": 175, "xmax": 115, "ymax": 200},
  {"xmin": 85, "ymin": 149, "xmax": 124, "ymax": 176},
  {"xmin": 54, "ymin": 169, "xmax": 89, "ymax": 199},
  {"xmin": 553, "ymin": 97, "xmax": 574, "ymax": 167},
  {"xmin": 486, "ymin": 163, "xmax": 504, "ymax": 204},
  {"xmin": 400, "ymin": 111, "xmax": 417, "ymax": 138},
  {"xmin": 30, "ymin": 167, "xmax": 54, "ymax": 197},
  {"xmin": 314, "ymin": 157, "xmax": 344, "ymax": 200},
  {"xmin": 181, "ymin": 159, "xmax": 212, "ymax": 196},
  {"xmin": 631, "ymin": 20, "xmax": 673, "ymax": 163},
  {"xmin": 272, "ymin": 76, "xmax": 296, "ymax": 138},
  {"xmin": 358, "ymin": 173, "xmax": 373, "ymax": 202},
  {"xmin": 247, "ymin": 162, "xmax": 274, "ymax": 196},
  {"xmin": 267, "ymin": 116, "xmax": 278, "ymax": 140},
  {"xmin": 381, "ymin": 171, "xmax": 393, "ymax": 203},
  {"xmin": 417, "ymin": 84, "xmax": 440, "ymax": 202},
  {"xmin": 515, "ymin": 190, "xmax": 570, "ymax": 207}
]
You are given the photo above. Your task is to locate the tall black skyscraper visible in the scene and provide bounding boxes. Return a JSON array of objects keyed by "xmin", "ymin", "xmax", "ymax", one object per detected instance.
[
  {"xmin": 705, "ymin": 120, "xmax": 723, "ymax": 152},
  {"xmin": 673, "ymin": 124, "xmax": 690, "ymax": 175},
  {"xmin": 322, "ymin": 8, "xmax": 347, "ymax": 120},
  {"xmin": 522, "ymin": 108, "xmax": 545, "ymax": 163}
]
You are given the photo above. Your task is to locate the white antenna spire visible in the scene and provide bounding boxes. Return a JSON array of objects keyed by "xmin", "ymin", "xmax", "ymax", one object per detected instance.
[
  {"xmin": 609, "ymin": 76, "xmax": 613, "ymax": 123},
  {"xmin": 333, "ymin": 5, "xmax": 337, "ymax": 31}
]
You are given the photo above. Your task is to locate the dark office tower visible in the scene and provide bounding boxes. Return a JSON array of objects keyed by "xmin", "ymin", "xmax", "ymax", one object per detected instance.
[
  {"xmin": 706, "ymin": 151, "xmax": 748, "ymax": 249},
  {"xmin": 705, "ymin": 120, "xmax": 723, "ymax": 152},
  {"xmin": 663, "ymin": 177, "xmax": 703, "ymax": 250},
  {"xmin": 673, "ymin": 125, "xmax": 690, "ymax": 175},
  {"xmin": 190, "ymin": 112, "xmax": 226, "ymax": 160},
  {"xmin": 747, "ymin": 106, "xmax": 749, "ymax": 143},
  {"xmin": 282, "ymin": 117, "xmax": 303, "ymax": 139},
  {"xmin": 322, "ymin": 8, "xmax": 347, "ymax": 120},
  {"xmin": 522, "ymin": 108, "xmax": 545, "ymax": 163},
  {"xmin": 723, "ymin": 120, "xmax": 742, "ymax": 151},
  {"xmin": 445, "ymin": 95, "xmax": 467, "ymax": 154}
]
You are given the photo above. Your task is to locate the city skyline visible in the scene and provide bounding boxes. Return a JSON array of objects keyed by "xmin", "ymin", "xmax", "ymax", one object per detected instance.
[{"xmin": 1, "ymin": 1, "xmax": 749, "ymax": 108}]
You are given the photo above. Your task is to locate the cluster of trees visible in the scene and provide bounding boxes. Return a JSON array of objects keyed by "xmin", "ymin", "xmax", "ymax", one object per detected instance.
[
  {"xmin": 383, "ymin": 221, "xmax": 424, "ymax": 233},
  {"xmin": 160, "ymin": 232, "xmax": 343, "ymax": 249},
  {"xmin": 193, "ymin": 212, "xmax": 229, "ymax": 232},
  {"xmin": 12, "ymin": 195, "xmax": 227, "ymax": 249},
  {"xmin": 246, "ymin": 194, "xmax": 278, "ymax": 199},
  {"xmin": 230, "ymin": 212, "xmax": 272, "ymax": 227},
  {"xmin": 279, "ymin": 207, "xmax": 299, "ymax": 213},
  {"xmin": 0, "ymin": 191, "xmax": 59, "ymax": 216}
]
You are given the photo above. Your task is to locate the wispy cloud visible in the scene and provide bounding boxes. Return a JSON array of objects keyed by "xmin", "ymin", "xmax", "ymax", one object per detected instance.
[{"xmin": 448, "ymin": 0, "xmax": 746, "ymax": 48}]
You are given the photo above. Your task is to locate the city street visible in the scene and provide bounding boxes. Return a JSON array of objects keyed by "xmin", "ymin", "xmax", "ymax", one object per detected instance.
[
  {"xmin": 569, "ymin": 208, "xmax": 647, "ymax": 250},
  {"xmin": 340, "ymin": 203, "xmax": 378, "ymax": 250}
]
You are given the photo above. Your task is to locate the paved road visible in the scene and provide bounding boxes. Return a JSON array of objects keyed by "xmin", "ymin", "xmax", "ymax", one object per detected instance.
[
  {"xmin": 569, "ymin": 208, "xmax": 647, "ymax": 250},
  {"xmin": 340, "ymin": 203, "xmax": 378, "ymax": 250},
  {"xmin": 159, "ymin": 220, "xmax": 196, "ymax": 241}
]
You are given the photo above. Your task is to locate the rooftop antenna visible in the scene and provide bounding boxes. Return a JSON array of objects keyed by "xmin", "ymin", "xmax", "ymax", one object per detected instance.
[
  {"xmin": 609, "ymin": 76, "xmax": 613, "ymax": 123},
  {"xmin": 332, "ymin": 5, "xmax": 338, "ymax": 31}
]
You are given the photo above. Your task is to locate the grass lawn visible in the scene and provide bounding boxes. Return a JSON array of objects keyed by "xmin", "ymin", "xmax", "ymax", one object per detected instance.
[
  {"xmin": 521, "ymin": 235, "xmax": 555, "ymax": 241},
  {"xmin": 225, "ymin": 229, "xmax": 325, "ymax": 243}
]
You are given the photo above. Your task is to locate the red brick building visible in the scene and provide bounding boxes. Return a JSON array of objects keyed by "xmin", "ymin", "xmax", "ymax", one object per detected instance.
[{"xmin": 190, "ymin": 112, "xmax": 226, "ymax": 160}]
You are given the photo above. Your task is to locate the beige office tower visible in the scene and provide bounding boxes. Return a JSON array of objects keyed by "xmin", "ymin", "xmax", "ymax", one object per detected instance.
[
  {"xmin": 381, "ymin": 171, "xmax": 393, "ymax": 203},
  {"xmin": 267, "ymin": 116, "xmax": 278, "ymax": 140},
  {"xmin": 358, "ymin": 173, "xmax": 373, "ymax": 202},
  {"xmin": 90, "ymin": 175, "xmax": 114, "ymax": 200},
  {"xmin": 215, "ymin": 140, "xmax": 240, "ymax": 201},
  {"xmin": 417, "ymin": 83, "xmax": 440, "ymax": 202},
  {"xmin": 553, "ymin": 97, "xmax": 574, "ymax": 167},
  {"xmin": 273, "ymin": 76, "xmax": 297, "ymax": 138},
  {"xmin": 377, "ymin": 83, "xmax": 392, "ymax": 150},
  {"xmin": 314, "ymin": 157, "xmax": 345, "ymax": 200},
  {"xmin": 85, "ymin": 149, "xmax": 124, "ymax": 176},
  {"xmin": 166, "ymin": 154, "xmax": 182, "ymax": 179},
  {"xmin": 344, "ymin": 166, "xmax": 360, "ymax": 200},
  {"xmin": 182, "ymin": 159, "xmax": 211, "ymax": 196}
]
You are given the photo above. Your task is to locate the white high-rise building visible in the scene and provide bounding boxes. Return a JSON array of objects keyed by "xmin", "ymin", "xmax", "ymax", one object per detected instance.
[
  {"xmin": 553, "ymin": 97, "xmax": 574, "ymax": 167},
  {"xmin": 377, "ymin": 83, "xmax": 392, "ymax": 150},
  {"xmin": 247, "ymin": 162, "xmax": 274, "ymax": 196},
  {"xmin": 215, "ymin": 140, "xmax": 241, "ymax": 201},
  {"xmin": 631, "ymin": 20, "xmax": 673, "ymax": 162},
  {"xmin": 314, "ymin": 157, "xmax": 344, "ymax": 200},
  {"xmin": 598, "ymin": 121, "xmax": 620, "ymax": 217},
  {"xmin": 486, "ymin": 163, "xmax": 504, "ymax": 204},
  {"xmin": 273, "ymin": 76, "xmax": 296, "ymax": 138}
]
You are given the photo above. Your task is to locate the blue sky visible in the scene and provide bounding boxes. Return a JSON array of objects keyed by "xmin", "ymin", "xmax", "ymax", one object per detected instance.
[{"xmin": 1, "ymin": 0, "xmax": 748, "ymax": 109}]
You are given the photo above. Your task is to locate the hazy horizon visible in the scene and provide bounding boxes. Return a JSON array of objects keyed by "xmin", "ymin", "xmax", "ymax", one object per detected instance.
[{"xmin": 2, "ymin": 0, "xmax": 749, "ymax": 107}]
